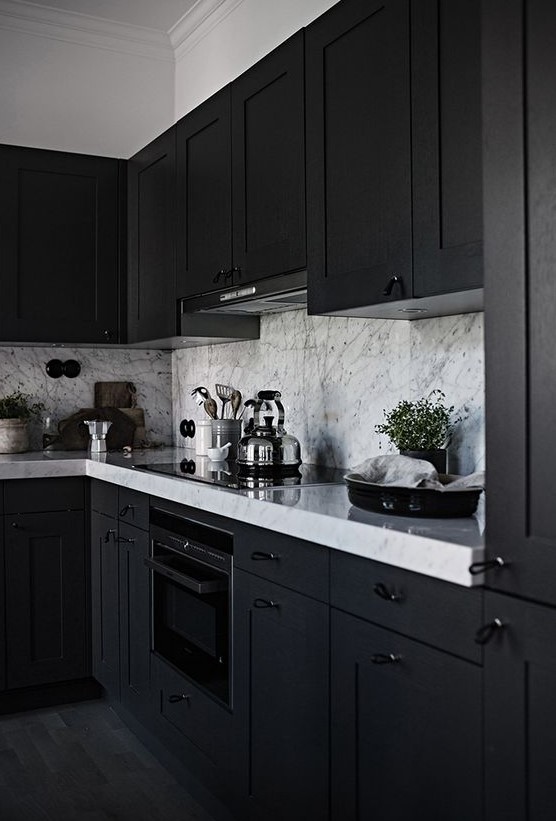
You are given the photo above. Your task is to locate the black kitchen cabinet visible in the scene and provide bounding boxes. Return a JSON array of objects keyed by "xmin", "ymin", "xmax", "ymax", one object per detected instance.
[
  {"xmin": 483, "ymin": 591, "xmax": 556, "ymax": 821},
  {"xmin": 128, "ymin": 126, "xmax": 177, "ymax": 342},
  {"xmin": 482, "ymin": 0, "xmax": 556, "ymax": 605},
  {"xmin": 0, "ymin": 144, "xmax": 121, "ymax": 344},
  {"xmin": 177, "ymin": 32, "xmax": 305, "ymax": 299},
  {"xmin": 177, "ymin": 88, "xmax": 232, "ymax": 299},
  {"xmin": 233, "ymin": 567, "xmax": 329, "ymax": 821},
  {"xmin": 306, "ymin": 0, "xmax": 483, "ymax": 317},
  {"xmin": 91, "ymin": 510, "xmax": 120, "ymax": 697},
  {"xmin": 4, "ymin": 509, "xmax": 88, "ymax": 689},
  {"xmin": 331, "ymin": 608, "xmax": 483, "ymax": 821}
]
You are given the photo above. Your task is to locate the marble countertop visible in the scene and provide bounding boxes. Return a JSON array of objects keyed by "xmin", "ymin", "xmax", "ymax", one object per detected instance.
[{"xmin": 0, "ymin": 448, "xmax": 485, "ymax": 587}]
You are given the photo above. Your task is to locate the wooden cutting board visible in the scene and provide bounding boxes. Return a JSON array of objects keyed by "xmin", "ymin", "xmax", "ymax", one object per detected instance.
[
  {"xmin": 119, "ymin": 408, "xmax": 147, "ymax": 447},
  {"xmin": 94, "ymin": 382, "xmax": 137, "ymax": 408}
]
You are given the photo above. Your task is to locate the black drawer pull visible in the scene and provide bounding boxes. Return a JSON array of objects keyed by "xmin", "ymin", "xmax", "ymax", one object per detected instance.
[
  {"xmin": 382, "ymin": 275, "xmax": 403, "ymax": 297},
  {"xmin": 168, "ymin": 694, "xmax": 190, "ymax": 704},
  {"xmin": 251, "ymin": 551, "xmax": 280, "ymax": 561},
  {"xmin": 10, "ymin": 521, "xmax": 19, "ymax": 528},
  {"xmin": 469, "ymin": 557, "xmax": 506, "ymax": 576},
  {"xmin": 117, "ymin": 536, "xmax": 135, "ymax": 544},
  {"xmin": 103, "ymin": 528, "xmax": 116, "ymax": 543},
  {"xmin": 373, "ymin": 582, "xmax": 402, "ymax": 602},
  {"xmin": 253, "ymin": 598, "xmax": 279, "ymax": 609},
  {"xmin": 371, "ymin": 653, "xmax": 402, "ymax": 665},
  {"xmin": 119, "ymin": 504, "xmax": 135, "ymax": 517},
  {"xmin": 213, "ymin": 268, "xmax": 227, "ymax": 283},
  {"xmin": 475, "ymin": 618, "xmax": 504, "ymax": 645}
]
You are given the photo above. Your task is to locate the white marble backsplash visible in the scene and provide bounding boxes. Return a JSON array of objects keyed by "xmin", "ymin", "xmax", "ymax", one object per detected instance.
[
  {"xmin": 0, "ymin": 347, "xmax": 173, "ymax": 449},
  {"xmin": 173, "ymin": 311, "xmax": 484, "ymax": 475}
]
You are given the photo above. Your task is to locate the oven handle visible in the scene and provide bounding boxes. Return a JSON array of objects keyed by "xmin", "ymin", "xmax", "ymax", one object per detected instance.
[{"xmin": 144, "ymin": 557, "xmax": 228, "ymax": 595}]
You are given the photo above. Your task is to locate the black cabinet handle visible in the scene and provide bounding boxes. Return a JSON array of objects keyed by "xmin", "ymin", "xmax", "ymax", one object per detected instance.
[
  {"xmin": 251, "ymin": 551, "xmax": 280, "ymax": 561},
  {"xmin": 382, "ymin": 275, "xmax": 403, "ymax": 297},
  {"xmin": 103, "ymin": 329, "xmax": 112, "ymax": 342},
  {"xmin": 168, "ymin": 694, "xmax": 190, "ymax": 704},
  {"xmin": 232, "ymin": 266, "xmax": 241, "ymax": 279},
  {"xmin": 10, "ymin": 521, "xmax": 19, "ymax": 528},
  {"xmin": 103, "ymin": 528, "xmax": 116, "ymax": 543},
  {"xmin": 469, "ymin": 557, "xmax": 507, "ymax": 576},
  {"xmin": 373, "ymin": 582, "xmax": 402, "ymax": 602},
  {"xmin": 253, "ymin": 598, "xmax": 279, "ymax": 609},
  {"xmin": 213, "ymin": 269, "xmax": 227, "ymax": 284},
  {"xmin": 117, "ymin": 536, "xmax": 135, "ymax": 544},
  {"xmin": 475, "ymin": 618, "xmax": 504, "ymax": 645},
  {"xmin": 371, "ymin": 653, "xmax": 402, "ymax": 665},
  {"xmin": 119, "ymin": 504, "xmax": 135, "ymax": 517}
]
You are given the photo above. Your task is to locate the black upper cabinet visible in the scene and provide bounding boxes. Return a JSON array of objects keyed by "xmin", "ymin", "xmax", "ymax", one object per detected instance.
[
  {"xmin": 411, "ymin": 0, "xmax": 483, "ymax": 296},
  {"xmin": 128, "ymin": 127, "xmax": 177, "ymax": 342},
  {"xmin": 177, "ymin": 88, "xmax": 232, "ymax": 299},
  {"xmin": 0, "ymin": 145, "xmax": 121, "ymax": 344},
  {"xmin": 482, "ymin": 0, "xmax": 556, "ymax": 606},
  {"xmin": 306, "ymin": 0, "xmax": 412, "ymax": 314},
  {"xmin": 231, "ymin": 31, "xmax": 306, "ymax": 286},
  {"xmin": 177, "ymin": 32, "xmax": 306, "ymax": 299},
  {"xmin": 306, "ymin": 0, "xmax": 483, "ymax": 317}
]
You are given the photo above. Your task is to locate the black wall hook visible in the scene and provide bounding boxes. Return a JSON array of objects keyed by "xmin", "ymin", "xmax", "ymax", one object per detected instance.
[{"xmin": 45, "ymin": 359, "xmax": 81, "ymax": 379}]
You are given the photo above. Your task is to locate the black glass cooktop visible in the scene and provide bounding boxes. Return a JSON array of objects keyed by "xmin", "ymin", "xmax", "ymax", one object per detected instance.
[{"xmin": 133, "ymin": 458, "xmax": 346, "ymax": 491}]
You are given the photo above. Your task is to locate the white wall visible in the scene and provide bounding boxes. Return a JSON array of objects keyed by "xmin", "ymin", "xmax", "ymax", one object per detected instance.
[
  {"xmin": 174, "ymin": 0, "xmax": 337, "ymax": 119},
  {"xmin": 0, "ymin": 27, "xmax": 174, "ymax": 157}
]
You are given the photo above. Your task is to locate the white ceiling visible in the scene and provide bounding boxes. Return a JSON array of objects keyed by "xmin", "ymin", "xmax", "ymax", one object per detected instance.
[{"xmin": 9, "ymin": 0, "xmax": 199, "ymax": 32}]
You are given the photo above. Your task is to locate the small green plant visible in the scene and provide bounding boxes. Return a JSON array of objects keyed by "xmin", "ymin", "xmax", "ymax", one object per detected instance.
[
  {"xmin": 0, "ymin": 391, "xmax": 44, "ymax": 421},
  {"xmin": 375, "ymin": 390, "xmax": 459, "ymax": 451}
]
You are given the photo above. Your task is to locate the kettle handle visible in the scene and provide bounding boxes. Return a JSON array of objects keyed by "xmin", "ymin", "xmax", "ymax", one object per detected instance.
[{"xmin": 257, "ymin": 391, "xmax": 285, "ymax": 430}]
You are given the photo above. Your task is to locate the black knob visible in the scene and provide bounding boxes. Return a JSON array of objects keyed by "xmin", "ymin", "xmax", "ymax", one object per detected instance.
[
  {"xmin": 45, "ymin": 358, "xmax": 64, "ymax": 379},
  {"xmin": 213, "ymin": 269, "xmax": 227, "ymax": 283},
  {"xmin": 232, "ymin": 266, "xmax": 241, "ymax": 279},
  {"xmin": 475, "ymin": 618, "xmax": 504, "ymax": 645},
  {"xmin": 253, "ymin": 598, "xmax": 279, "ymax": 609},
  {"xmin": 382, "ymin": 275, "xmax": 403, "ymax": 297},
  {"xmin": 179, "ymin": 419, "xmax": 196, "ymax": 439},
  {"xmin": 119, "ymin": 504, "xmax": 134, "ymax": 517},
  {"xmin": 117, "ymin": 536, "xmax": 135, "ymax": 544},
  {"xmin": 469, "ymin": 557, "xmax": 507, "ymax": 576},
  {"xmin": 168, "ymin": 694, "xmax": 190, "ymax": 704},
  {"xmin": 103, "ymin": 329, "xmax": 112, "ymax": 341},
  {"xmin": 371, "ymin": 653, "xmax": 402, "ymax": 665},
  {"xmin": 11, "ymin": 522, "xmax": 18, "ymax": 528},
  {"xmin": 373, "ymin": 582, "xmax": 402, "ymax": 602},
  {"xmin": 251, "ymin": 551, "xmax": 280, "ymax": 561},
  {"xmin": 103, "ymin": 528, "xmax": 116, "ymax": 543},
  {"xmin": 63, "ymin": 359, "xmax": 81, "ymax": 379}
]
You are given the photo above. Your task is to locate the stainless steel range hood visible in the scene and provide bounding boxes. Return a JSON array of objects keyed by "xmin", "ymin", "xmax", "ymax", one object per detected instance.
[{"xmin": 179, "ymin": 270, "xmax": 307, "ymax": 316}]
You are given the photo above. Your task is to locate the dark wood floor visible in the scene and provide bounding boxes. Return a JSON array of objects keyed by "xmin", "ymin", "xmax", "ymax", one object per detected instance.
[{"xmin": 0, "ymin": 700, "xmax": 216, "ymax": 821}]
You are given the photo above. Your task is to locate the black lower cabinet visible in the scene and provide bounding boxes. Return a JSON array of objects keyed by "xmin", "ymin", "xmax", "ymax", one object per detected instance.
[
  {"xmin": 331, "ymin": 609, "xmax": 483, "ymax": 821},
  {"xmin": 233, "ymin": 568, "xmax": 329, "ymax": 821},
  {"xmin": 119, "ymin": 521, "xmax": 151, "ymax": 715},
  {"xmin": 484, "ymin": 591, "xmax": 556, "ymax": 821},
  {"xmin": 91, "ymin": 510, "xmax": 120, "ymax": 697},
  {"xmin": 4, "ymin": 510, "xmax": 88, "ymax": 689}
]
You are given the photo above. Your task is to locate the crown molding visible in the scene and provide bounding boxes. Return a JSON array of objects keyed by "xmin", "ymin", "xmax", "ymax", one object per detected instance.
[
  {"xmin": 169, "ymin": 0, "xmax": 245, "ymax": 62},
  {"xmin": 0, "ymin": 0, "xmax": 174, "ymax": 61}
]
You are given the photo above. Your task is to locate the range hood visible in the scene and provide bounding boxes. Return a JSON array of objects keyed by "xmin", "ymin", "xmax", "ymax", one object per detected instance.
[{"xmin": 179, "ymin": 270, "xmax": 307, "ymax": 316}]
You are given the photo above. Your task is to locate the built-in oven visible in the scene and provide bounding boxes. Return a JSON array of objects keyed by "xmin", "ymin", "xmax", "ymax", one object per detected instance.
[{"xmin": 145, "ymin": 506, "xmax": 233, "ymax": 707}]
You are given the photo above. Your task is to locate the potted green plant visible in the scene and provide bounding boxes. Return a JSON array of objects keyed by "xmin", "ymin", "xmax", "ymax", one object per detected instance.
[
  {"xmin": 374, "ymin": 390, "xmax": 460, "ymax": 473},
  {"xmin": 0, "ymin": 391, "xmax": 44, "ymax": 453}
]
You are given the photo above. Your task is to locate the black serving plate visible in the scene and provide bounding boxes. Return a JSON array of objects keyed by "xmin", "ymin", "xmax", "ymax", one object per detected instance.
[{"xmin": 344, "ymin": 474, "xmax": 483, "ymax": 518}]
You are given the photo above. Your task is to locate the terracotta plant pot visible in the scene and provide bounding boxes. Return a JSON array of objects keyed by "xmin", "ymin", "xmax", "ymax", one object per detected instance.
[
  {"xmin": 0, "ymin": 418, "xmax": 29, "ymax": 453},
  {"xmin": 400, "ymin": 448, "xmax": 447, "ymax": 474}
]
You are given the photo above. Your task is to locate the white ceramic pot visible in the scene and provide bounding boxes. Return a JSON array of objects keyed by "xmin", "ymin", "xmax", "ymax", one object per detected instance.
[{"xmin": 0, "ymin": 418, "xmax": 29, "ymax": 453}]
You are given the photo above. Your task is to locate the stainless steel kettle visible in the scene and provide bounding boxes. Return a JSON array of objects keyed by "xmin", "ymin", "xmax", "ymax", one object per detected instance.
[{"xmin": 236, "ymin": 390, "xmax": 301, "ymax": 471}]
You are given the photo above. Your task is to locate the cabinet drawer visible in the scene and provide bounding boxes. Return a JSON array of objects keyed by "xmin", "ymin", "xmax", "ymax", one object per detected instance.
[
  {"xmin": 234, "ymin": 525, "xmax": 329, "ymax": 602},
  {"xmin": 4, "ymin": 477, "xmax": 85, "ymax": 514},
  {"xmin": 155, "ymin": 658, "xmax": 230, "ymax": 764},
  {"xmin": 331, "ymin": 551, "xmax": 482, "ymax": 662},
  {"xmin": 90, "ymin": 479, "xmax": 118, "ymax": 519},
  {"xmin": 118, "ymin": 487, "xmax": 149, "ymax": 531}
]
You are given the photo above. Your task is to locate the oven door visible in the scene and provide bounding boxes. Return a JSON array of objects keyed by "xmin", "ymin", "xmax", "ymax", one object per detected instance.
[{"xmin": 146, "ymin": 544, "xmax": 230, "ymax": 705}]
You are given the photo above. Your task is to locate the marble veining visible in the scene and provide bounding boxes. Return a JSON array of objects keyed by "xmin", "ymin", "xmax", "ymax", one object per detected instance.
[
  {"xmin": 173, "ymin": 311, "xmax": 484, "ymax": 474},
  {"xmin": 0, "ymin": 347, "xmax": 173, "ymax": 449}
]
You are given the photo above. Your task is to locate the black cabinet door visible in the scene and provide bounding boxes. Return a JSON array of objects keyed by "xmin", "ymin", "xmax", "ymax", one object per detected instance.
[
  {"xmin": 119, "ymin": 522, "xmax": 150, "ymax": 714},
  {"xmin": 176, "ymin": 88, "xmax": 232, "ymax": 299},
  {"xmin": 483, "ymin": 0, "xmax": 556, "ymax": 605},
  {"xmin": 232, "ymin": 31, "xmax": 306, "ymax": 286},
  {"xmin": 306, "ymin": 0, "xmax": 412, "ymax": 314},
  {"xmin": 4, "ymin": 511, "xmax": 88, "ymax": 688},
  {"xmin": 128, "ymin": 127, "xmax": 177, "ymax": 343},
  {"xmin": 233, "ymin": 569, "xmax": 329, "ymax": 821},
  {"xmin": 484, "ymin": 591, "xmax": 556, "ymax": 821},
  {"xmin": 91, "ymin": 511, "xmax": 120, "ymax": 696},
  {"xmin": 0, "ymin": 515, "xmax": 4, "ymax": 692},
  {"xmin": 331, "ymin": 608, "xmax": 483, "ymax": 821},
  {"xmin": 0, "ymin": 145, "xmax": 120, "ymax": 344},
  {"xmin": 411, "ymin": 0, "xmax": 483, "ymax": 296}
]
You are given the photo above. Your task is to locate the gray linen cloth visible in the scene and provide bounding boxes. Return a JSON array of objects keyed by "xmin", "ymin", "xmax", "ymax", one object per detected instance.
[{"xmin": 348, "ymin": 454, "xmax": 485, "ymax": 492}]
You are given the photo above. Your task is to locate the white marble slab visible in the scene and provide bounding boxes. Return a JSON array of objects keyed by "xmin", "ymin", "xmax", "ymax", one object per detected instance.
[{"xmin": 0, "ymin": 449, "xmax": 484, "ymax": 587}]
